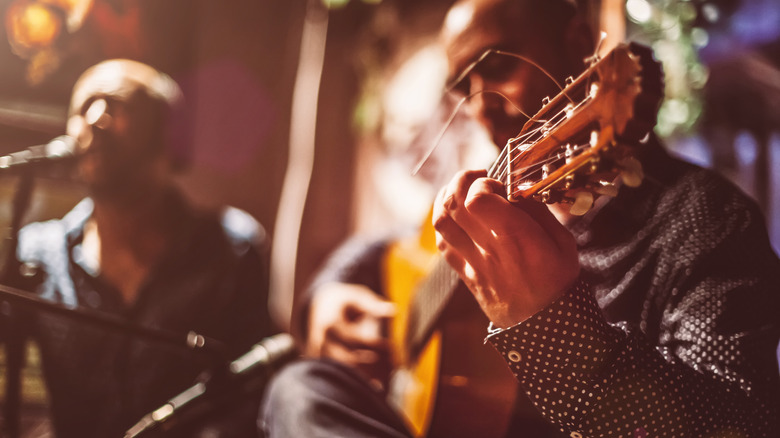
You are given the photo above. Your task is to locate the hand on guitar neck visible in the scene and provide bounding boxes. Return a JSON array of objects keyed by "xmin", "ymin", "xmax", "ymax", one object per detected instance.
[
  {"xmin": 306, "ymin": 282, "xmax": 397, "ymax": 388},
  {"xmin": 433, "ymin": 169, "xmax": 580, "ymax": 329},
  {"xmin": 431, "ymin": 43, "xmax": 661, "ymax": 330}
]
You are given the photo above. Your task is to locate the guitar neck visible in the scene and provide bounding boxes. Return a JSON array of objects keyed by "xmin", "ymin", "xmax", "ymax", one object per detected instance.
[{"xmin": 405, "ymin": 257, "xmax": 460, "ymax": 362}]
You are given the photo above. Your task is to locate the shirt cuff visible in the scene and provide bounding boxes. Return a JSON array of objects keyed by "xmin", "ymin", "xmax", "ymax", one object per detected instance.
[{"xmin": 486, "ymin": 280, "xmax": 624, "ymax": 383}]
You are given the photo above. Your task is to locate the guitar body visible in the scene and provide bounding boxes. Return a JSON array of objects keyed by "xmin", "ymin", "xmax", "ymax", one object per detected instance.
[{"xmin": 383, "ymin": 215, "xmax": 517, "ymax": 438}]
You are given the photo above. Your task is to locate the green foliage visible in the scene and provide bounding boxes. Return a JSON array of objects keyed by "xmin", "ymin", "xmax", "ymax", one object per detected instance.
[
  {"xmin": 626, "ymin": 0, "xmax": 713, "ymax": 137},
  {"xmin": 322, "ymin": 0, "xmax": 382, "ymax": 10}
]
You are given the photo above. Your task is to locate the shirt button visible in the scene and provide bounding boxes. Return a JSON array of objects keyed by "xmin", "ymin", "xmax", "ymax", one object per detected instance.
[
  {"xmin": 507, "ymin": 350, "xmax": 521, "ymax": 362},
  {"xmin": 19, "ymin": 262, "xmax": 39, "ymax": 278},
  {"xmin": 84, "ymin": 290, "xmax": 101, "ymax": 308},
  {"xmin": 570, "ymin": 433, "xmax": 583, "ymax": 438}
]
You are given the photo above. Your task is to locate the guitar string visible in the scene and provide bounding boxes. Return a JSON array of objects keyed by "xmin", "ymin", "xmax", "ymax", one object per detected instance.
[
  {"xmin": 417, "ymin": 61, "xmax": 592, "ymax": 181},
  {"xmin": 492, "ymin": 104, "xmax": 588, "ymax": 183},
  {"xmin": 495, "ymin": 140, "xmax": 593, "ymax": 199},
  {"xmin": 495, "ymin": 83, "xmax": 597, "ymax": 180},
  {"xmin": 414, "ymin": 46, "xmax": 573, "ymax": 177},
  {"xmin": 500, "ymin": 140, "xmax": 593, "ymax": 180},
  {"xmin": 489, "ymin": 122, "xmax": 551, "ymax": 178},
  {"xmin": 501, "ymin": 94, "xmax": 594, "ymax": 171},
  {"xmin": 492, "ymin": 40, "xmax": 651, "ymax": 186},
  {"xmin": 445, "ymin": 48, "xmax": 572, "ymax": 104},
  {"xmin": 412, "ymin": 89, "xmax": 539, "ymax": 178},
  {"xmin": 496, "ymin": 113, "xmax": 574, "ymax": 178},
  {"xmin": 417, "ymin": 40, "xmax": 601, "ymax": 182}
]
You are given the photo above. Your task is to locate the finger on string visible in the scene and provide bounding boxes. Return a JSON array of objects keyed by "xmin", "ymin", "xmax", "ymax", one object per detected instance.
[
  {"xmin": 438, "ymin": 169, "xmax": 486, "ymax": 210},
  {"xmin": 464, "ymin": 178, "xmax": 532, "ymax": 232},
  {"xmin": 329, "ymin": 322, "xmax": 389, "ymax": 352},
  {"xmin": 451, "ymin": 177, "xmax": 514, "ymax": 239},
  {"xmin": 350, "ymin": 292, "xmax": 397, "ymax": 320},
  {"xmin": 438, "ymin": 169, "xmax": 489, "ymax": 234},
  {"xmin": 332, "ymin": 283, "xmax": 395, "ymax": 323},
  {"xmin": 501, "ymin": 192, "xmax": 575, "ymax": 252},
  {"xmin": 353, "ymin": 313, "xmax": 391, "ymax": 349},
  {"xmin": 433, "ymin": 213, "xmax": 479, "ymax": 269},
  {"xmin": 436, "ymin": 221, "xmax": 482, "ymax": 278},
  {"xmin": 461, "ymin": 177, "xmax": 509, "ymax": 217},
  {"xmin": 462, "ymin": 178, "xmax": 554, "ymax": 255},
  {"xmin": 433, "ymin": 182, "xmax": 482, "ymax": 263},
  {"xmin": 431, "ymin": 184, "xmax": 458, "ymax": 240},
  {"xmin": 434, "ymin": 232, "xmax": 472, "ymax": 283},
  {"xmin": 465, "ymin": 178, "xmax": 573, "ymax": 251}
]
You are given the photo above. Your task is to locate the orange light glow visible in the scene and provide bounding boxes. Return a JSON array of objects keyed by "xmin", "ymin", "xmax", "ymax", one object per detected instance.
[
  {"xmin": 6, "ymin": 2, "xmax": 62, "ymax": 51},
  {"xmin": 42, "ymin": 0, "xmax": 94, "ymax": 32},
  {"xmin": 46, "ymin": 0, "xmax": 85, "ymax": 9},
  {"xmin": 5, "ymin": 0, "xmax": 96, "ymax": 84}
]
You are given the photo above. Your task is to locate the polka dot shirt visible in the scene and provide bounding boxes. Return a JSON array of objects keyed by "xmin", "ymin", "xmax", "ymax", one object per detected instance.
[{"xmin": 487, "ymin": 143, "xmax": 780, "ymax": 437}]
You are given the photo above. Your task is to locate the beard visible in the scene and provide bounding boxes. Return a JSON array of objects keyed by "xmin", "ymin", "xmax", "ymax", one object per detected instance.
[
  {"xmin": 86, "ymin": 157, "xmax": 163, "ymax": 206},
  {"xmin": 89, "ymin": 176, "xmax": 145, "ymax": 204}
]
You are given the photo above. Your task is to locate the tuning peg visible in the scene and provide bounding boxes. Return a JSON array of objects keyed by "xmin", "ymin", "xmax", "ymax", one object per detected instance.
[
  {"xmin": 564, "ymin": 174, "xmax": 575, "ymax": 190},
  {"xmin": 590, "ymin": 180, "xmax": 619, "ymax": 197},
  {"xmin": 618, "ymin": 157, "xmax": 644, "ymax": 188},
  {"xmin": 564, "ymin": 144, "xmax": 575, "ymax": 164},
  {"xmin": 565, "ymin": 103, "xmax": 575, "ymax": 119},
  {"xmin": 588, "ymin": 155, "xmax": 601, "ymax": 173},
  {"xmin": 541, "ymin": 163, "xmax": 551, "ymax": 179},
  {"xmin": 590, "ymin": 131, "xmax": 599, "ymax": 147},
  {"xmin": 567, "ymin": 191, "xmax": 594, "ymax": 216},
  {"xmin": 589, "ymin": 83, "xmax": 600, "ymax": 99},
  {"xmin": 538, "ymin": 189, "xmax": 563, "ymax": 204}
]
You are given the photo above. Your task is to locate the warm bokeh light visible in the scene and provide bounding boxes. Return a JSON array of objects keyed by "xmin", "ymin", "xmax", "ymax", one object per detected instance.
[
  {"xmin": 626, "ymin": 0, "xmax": 652, "ymax": 23},
  {"xmin": 6, "ymin": 2, "xmax": 62, "ymax": 52},
  {"xmin": 6, "ymin": 0, "xmax": 94, "ymax": 52},
  {"xmin": 45, "ymin": 0, "xmax": 94, "ymax": 32},
  {"xmin": 5, "ymin": 0, "xmax": 96, "ymax": 84},
  {"xmin": 47, "ymin": 0, "xmax": 89, "ymax": 10}
]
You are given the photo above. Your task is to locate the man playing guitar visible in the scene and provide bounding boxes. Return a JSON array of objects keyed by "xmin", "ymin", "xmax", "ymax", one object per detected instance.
[{"xmin": 261, "ymin": 0, "xmax": 780, "ymax": 437}]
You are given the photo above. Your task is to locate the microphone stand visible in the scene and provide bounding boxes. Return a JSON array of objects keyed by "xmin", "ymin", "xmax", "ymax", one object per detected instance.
[
  {"xmin": 124, "ymin": 333, "xmax": 297, "ymax": 438},
  {"xmin": 0, "ymin": 167, "xmax": 230, "ymax": 438},
  {"xmin": 0, "ymin": 167, "xmax": 34, "ymax": 438},
  {"xmin": 0, "ymin": 281, "xmax": 231, "ymax": 363},
  {"xmin": 0, "ymin": 284, "xmax": 233, "ymax": 436}
]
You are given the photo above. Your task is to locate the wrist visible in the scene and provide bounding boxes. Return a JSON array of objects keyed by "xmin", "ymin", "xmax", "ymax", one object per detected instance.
[{"xmin": 486, "ymin": 276, "xmax": 581, "ymax": 329}]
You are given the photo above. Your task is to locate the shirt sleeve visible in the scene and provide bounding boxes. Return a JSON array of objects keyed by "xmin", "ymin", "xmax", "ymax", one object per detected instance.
[
  {"xmin": 292, "ymin": 236, "xmax": 391, "ymax": 341},
  {"xmin": 486, "ymin": 280, "xmax": 779, "ymax": 438},
  {"xmin": 218, "ymin": 212, "xmax": 275, "ymax": 357}
]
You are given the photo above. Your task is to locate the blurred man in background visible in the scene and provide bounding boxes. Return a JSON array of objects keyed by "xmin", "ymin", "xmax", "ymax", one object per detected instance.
[
  {"xmin": 7, "ymin": 59, "xmax": 273, "ymax": 437},
  {"xmin": 260, "ymin": 0, "xmax": 780, "ymax": 437}
]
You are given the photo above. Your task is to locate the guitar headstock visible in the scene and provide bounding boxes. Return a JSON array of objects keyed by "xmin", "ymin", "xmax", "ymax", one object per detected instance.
[{"xmin": 497, "ymin": 43, "xmax": 663, "ymax": 215}]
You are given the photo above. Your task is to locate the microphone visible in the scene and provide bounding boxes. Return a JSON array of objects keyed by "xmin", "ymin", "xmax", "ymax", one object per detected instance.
[
  {"xmin": 0, "ymin": 136, "xmax": 80, "ymax": 171},
  {"xmin": 124, "ymin": 333, "xmax": 297, "ymax": 438}
]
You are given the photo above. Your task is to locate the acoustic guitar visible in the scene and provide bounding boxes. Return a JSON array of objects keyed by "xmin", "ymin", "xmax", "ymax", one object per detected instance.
[{"xmin": 383, "ymin": 42, "xmax": 664, "ymax": 437}]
